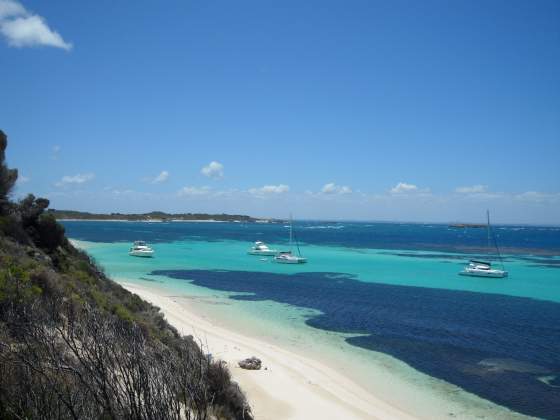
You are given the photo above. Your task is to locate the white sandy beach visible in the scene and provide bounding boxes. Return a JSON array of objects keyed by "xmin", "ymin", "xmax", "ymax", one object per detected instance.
[{"xmin": 121, "ymin": 282, "xmax": 419, "ymax": 420}]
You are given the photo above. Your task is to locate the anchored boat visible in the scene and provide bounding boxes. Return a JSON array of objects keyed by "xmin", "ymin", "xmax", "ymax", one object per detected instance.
[
  {"xmin": 129, "ymin": 241, "xmax": 155, "ymax": 257},
  {"xmin": 247, "ymin": 241, "xmax": 279, "ymax": 256},
  {"xmin": 459, "ymin": 211, "xmax": 507, "ymax": 278},
  {"xmin": 274, "ymin": 215, "xmax": 307, "ymax": 264}
]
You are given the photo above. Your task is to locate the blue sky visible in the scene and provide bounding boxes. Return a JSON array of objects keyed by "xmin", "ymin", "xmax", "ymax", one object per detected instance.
[{"xmin": 1, "ymin": 0, "xmax": 559, "ymax": 223}]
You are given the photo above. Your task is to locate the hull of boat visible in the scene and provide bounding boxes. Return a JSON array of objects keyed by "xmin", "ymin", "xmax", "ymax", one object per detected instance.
[
  {"xmin": 129, "ymin": 251, "xmax": 154, "ymax": 257},
  {"xmin": 274, "ymin": 257, "xmax": 307, "ymax": 264},
  {"xmin": 248, "ymin": 250, "xmax": 278, "ymax": 256},
  {"xmin": 459, "ymin": 270, "xmax": 507, "ymax": 278}
]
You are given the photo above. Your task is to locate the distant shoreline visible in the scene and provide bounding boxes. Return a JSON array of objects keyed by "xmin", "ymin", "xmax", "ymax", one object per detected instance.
[
  {"xmin": 58, "ymin": 218, "xmax": 229, "ymax": 223},
  {"xmin": 50, "ymin": 209, "xmax": 273, "ymax": 224}
]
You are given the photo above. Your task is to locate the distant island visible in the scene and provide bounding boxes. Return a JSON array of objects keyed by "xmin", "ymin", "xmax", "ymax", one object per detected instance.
[
  {"xmin": 49, "ymin": 209, "xmax": 273, "ymax": 223},
  {"xmin": 449, "ymin": 223, "xmax": 487, "ymax": 228}
]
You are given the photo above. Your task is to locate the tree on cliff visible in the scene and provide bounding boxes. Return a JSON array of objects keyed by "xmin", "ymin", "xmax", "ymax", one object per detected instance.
[{"xmin": 0, "ymin": 130, "xmax": 18, "ymax": 214}]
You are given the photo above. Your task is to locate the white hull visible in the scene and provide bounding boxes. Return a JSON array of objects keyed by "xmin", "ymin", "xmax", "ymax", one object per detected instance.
[
  {"xmin": 274, "ymin": 255, "xmax": 307, "ymax": 264},
  {"xmin": 248, "ymin": 250, "xmax": 278, "ymax": 256},
  {"xmin": 129, "ymin": 250, "xmax": 154, "ymax": 257},
  {"xmin": 459, "ymin": 268, "xmax": 507, "ymax": 278},
  {"xmin": 129, "ymin": 241, "xmax": 154, "ymax": 258},
  {"xmin": 248, "ymin": 241, "xmax": 278, "ymax": 256}
]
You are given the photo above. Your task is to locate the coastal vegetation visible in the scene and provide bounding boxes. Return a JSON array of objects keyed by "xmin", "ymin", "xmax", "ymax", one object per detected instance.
[
  {"xmin": 0, "ymin": 129, "xmax": 252, "ymax": 419},
  {"xmin": 50, "ymin": 209, "xmax": 262, "ymax": 223}
]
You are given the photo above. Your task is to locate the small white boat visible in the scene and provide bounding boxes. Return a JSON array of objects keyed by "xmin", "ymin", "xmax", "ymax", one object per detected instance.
[
  {"xmin": 274, "ymin": 215, "xmax": 307, "ymax": 264},
  {"xmin": 459, "ymin": 211, "xmax": 507, "ymax": 278},
  {"xmin": 459, "ymin": 260, "xmax": 508, "ymax": 278},
  {"xmin": 248, "ymin": 241, "xmax": 278, "ymax": 256},
  {"xmin": 129, "ymin": 241, "xmax": 154, "ymax": 257},
  {"xmin": 274, "ymin": 251, "xmax": 307, "ymax": 264}
]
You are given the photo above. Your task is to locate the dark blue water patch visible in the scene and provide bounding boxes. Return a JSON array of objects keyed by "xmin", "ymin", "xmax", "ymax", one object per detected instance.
[
  {"xmin": 62, "ymin": 221, "xmax": 560, "ymax": 256},
  {"xmin": 152, "ymin": 269, "xmax": 560, "ymax": 419},
  {"xmin": 517, "ymin": 256, "xmax": 560, "ymax": 269},
  {"xmin": 518, "ymin": 256, "xmax": 560, "ymax": 263},
  {"xmin": 138, "ymin": 277, "xmax": 163, "ymax": 283},
  {"xmin": 530, "ymin": 265, "xmax": 560, "ymax": 270}
]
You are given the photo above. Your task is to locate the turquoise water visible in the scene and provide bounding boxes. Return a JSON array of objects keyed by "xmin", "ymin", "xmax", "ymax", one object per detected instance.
[
  {"xmin": 83, "ymin": 238, "xmax": 560, "ymax": 303},
  {"xmin": 65, "ymin": 221, "xmax": 560, "ymax": 419}
]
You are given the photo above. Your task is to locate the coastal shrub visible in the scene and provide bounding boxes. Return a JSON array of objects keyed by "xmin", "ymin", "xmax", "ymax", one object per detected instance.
[
  {"xmin": 112, "ymin": 303, "xmax": 134, "ymax": 322},
  {"xmin": 89, "ymin": 287, "xmax": 109, "ymax": 309},
  {"xmin": 32, "ymin": 270, "xmax": 63, "ymax": 300},
  {"xmin": 207, "ymin": 361, "xmax": 251, "ymax": 419},
  {"xmin": 0, "ymin": 259, "xmax": 42, "ymax": 305},
  {"xmin": 19, "ymin": 194, "xmax": 49, "ymax": 228},
  {"xmin": 36, "ymin": 213, "xmax": 66, "ymax": 251},
  {"xmin": 0, "ymin": 130, "xmax": 18, "ymax": 214},
  {"xmin": 10, "ymin": 193, "xmax": 66, "ymax": 252},
  {"xmin": 0, "ymin": 214, "xmax": 29, "ymax": 244},
  {"xmin": 0, "ymin": 291, "xmax": 253, "ymax": 419}
]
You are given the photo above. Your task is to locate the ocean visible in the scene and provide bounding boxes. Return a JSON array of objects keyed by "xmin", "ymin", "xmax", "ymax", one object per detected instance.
[{"xmin": 63, "ymin": 220, "xmax": 560, "ymax": 419}]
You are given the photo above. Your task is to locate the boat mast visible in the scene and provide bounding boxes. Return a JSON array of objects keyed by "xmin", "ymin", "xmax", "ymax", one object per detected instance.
[
  {"xmin": 488, "ymin": 209, "xmax": 506, "ymax": 270},
  {"xmin": 486, "ymin": 209, "xmax": 491, "ymax": 249},
  {"xmin": 289, "ymin": 213, "xmax": 293, "ymax": 250}
]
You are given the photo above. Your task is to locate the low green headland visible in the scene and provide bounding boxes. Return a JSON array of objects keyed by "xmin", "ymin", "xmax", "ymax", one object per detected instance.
[{"xmin": 50, "ymin": 209, "xmax": 263, "ymax": 223}]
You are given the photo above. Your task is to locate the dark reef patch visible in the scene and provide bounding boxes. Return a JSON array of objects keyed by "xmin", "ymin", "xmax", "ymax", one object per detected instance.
[{"xmin": 152, "ymin": 268, "xmax": 560, "ymax": 419}]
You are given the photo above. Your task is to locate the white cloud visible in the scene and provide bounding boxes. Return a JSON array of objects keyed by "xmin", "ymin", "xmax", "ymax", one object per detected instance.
[
  {"xmin": 151, "ymin": 170, "xmax": 169, "ymax": 184},
  {"xmin": 390, "ymin": 182, "xmax": 418, "ymax": 194},
  {"xmin": 514, "ymin": 191, "xmax": 560, "ymax": 203},
  {"xmin": 0, "ymin": 0, "xmax": 25, "ymax": 18},
  {"xmin": 212, "ymin": 188, "xmax": 239, "ymax": 198},
  {"xmin": 110, "ymin": 189, "xmax": 135, "ymax": 196},
  {"xmin": 321, "ymin": 182, "xmax": 352, "ymax": 195},
  {"xmin": 0, "ymin": 1, "xmax": 72, "ymax": 50},
  {"xmin": 177, "ymin": 186, "xmax": 212, "ymax": 197},
  {"xmin": 201, "ymin": 161, "xmax": 224, "ymax": 179},
  {"xmin": 248, "ymin": 184, "xmax": 290, "ymax": 195},
  {"xmin": 55, "ymin": 173, "xmax": 94, "ymax": 187},
  {"xmin": 455, "ymin": 185, "xmax": 488, "ymax": 194}
]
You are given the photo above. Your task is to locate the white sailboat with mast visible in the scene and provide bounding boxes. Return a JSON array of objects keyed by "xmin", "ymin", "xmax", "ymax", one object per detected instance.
[
  {"xmin": 274, "ymin": 215, "xmax": 307, "ymax": 264},
  {"xmin": 459, "ymin": 210, "xmax": 508, "ymax": 278}
]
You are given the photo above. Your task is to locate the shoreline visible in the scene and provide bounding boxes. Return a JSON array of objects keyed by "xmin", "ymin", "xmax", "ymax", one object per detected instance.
[
  {"xmin": 121, "ymin": 281, "xmax": 419, "ymax": 420},
  {"xmin": 58, "ymin": 218, "xmax": 232, "ymax": 223}
]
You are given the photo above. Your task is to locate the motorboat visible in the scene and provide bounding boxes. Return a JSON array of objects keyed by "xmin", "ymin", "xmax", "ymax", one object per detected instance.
[
  {"xmin": 247, "ymin": 241, "xmax": 278, "ymax": 256},
  {"xmin": 129, "ymin": 241, "xmax": 155, "ymax": 257}
]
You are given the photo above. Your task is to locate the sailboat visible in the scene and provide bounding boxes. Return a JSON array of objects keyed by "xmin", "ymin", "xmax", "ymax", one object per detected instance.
[
  {"xmin": 459, "ymin": 210, "xmax": 508, "ymax": 278},
  {"xmin": 274, "ymin": 215, "xmax": 307, "ymax": 264}
]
